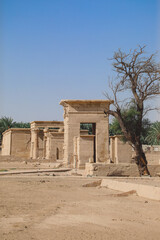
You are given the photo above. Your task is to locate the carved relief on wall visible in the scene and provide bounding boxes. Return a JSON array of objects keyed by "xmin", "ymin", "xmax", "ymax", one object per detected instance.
[{"xmin": 63, "ymin": 106, "xmax": 69, "ymax": 118}]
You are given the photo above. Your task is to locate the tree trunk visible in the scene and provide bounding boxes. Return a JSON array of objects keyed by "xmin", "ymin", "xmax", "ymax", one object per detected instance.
[{"xmin": 134, "ymin": 145, "xmax": 150, "ymax": 176}]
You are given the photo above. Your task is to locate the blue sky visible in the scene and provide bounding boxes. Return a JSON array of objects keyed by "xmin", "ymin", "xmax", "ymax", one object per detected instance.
[{"xmin": 1, "ymin": 0, "xmax": 160, "ymax": 122}]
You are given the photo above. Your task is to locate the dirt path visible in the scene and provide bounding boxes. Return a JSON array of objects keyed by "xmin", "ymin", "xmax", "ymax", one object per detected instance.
[{"xmin": 0, "ymin": 176, "xmax": 160, "ymax": 240}]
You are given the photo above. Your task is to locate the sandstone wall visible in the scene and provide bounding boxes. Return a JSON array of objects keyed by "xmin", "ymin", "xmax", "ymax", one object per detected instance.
[
  {"xmin": 60, "ymin": 100, "xmax": 112, "ymax": 167},
  {"xmin": 11, "ymin": 130, "xmax": 31, "ymax": 158},
  {"xmin": 85, "ymin": 163, "xmax": 160, "ymax": 177},
  {"xmin": 110, "ymin": 136, "xmax": 160, "ymax": 165},
  {"xmin": 49, "ymin": 132, "xmax": 64, "ymax": 161},
  {"xmin": 1, "ymin": 129, "xmax": 31, "ymax": 158},
  {"xmin": 77, "ymin": 135, "xmax": 94, "ymax": 168},
  {"xmin": 1, "ymin": 131, "xmax": 11, "ymax": 156},
  {"xmin": 110, "ymin": 136, "xmax": 132, "ymax": 164}
]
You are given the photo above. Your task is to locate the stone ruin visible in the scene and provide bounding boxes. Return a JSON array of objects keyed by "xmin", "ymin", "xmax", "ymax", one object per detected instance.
[
  {"xmin": 1, "ymin": 99, "xmax": 160, "ymax": 175},
  {"xmin": 1, "ymin": 99, "xmax": 112, "ymax": 167}
]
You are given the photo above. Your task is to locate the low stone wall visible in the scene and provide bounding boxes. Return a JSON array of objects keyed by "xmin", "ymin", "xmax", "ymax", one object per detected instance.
[
  {"xmin": 145, "ymin": 152, "xmax": 160, "ymax": 165},
  {"xmin": 0, "ymin": 155, "xmax": 59, "ymax": 163},
  {"xmin": 101, "ymin": 179, "xmax": 160, "ymax": 201},
  {"xmin": 85, "ymin": 163, "xmax": 160, "ymax": 177}
]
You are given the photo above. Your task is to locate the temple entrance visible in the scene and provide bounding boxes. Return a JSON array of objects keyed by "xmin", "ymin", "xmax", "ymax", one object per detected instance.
[
  {"xmin": 60, "ymin": 99, "xmax": 112, "ymax": 167},
  {"xmin": 80, "ymin": 123, "xmax": 96, "ymax": 163}
]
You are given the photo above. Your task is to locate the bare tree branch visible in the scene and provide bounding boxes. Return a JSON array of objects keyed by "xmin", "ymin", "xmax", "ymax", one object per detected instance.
[{"xmin": 105, "ymin": 46, "xmax": 160, "ymax": 176}]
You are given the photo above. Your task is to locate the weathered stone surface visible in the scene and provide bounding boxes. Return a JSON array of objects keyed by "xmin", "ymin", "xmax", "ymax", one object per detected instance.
[
  {"xmin": 110, "ymin": 135, "xmax": 132, "ymax": 164},
  {"xmin": 2, "ymin": 99, "xmax": 159, "ymax": 174},
  {"xmin": 110, "ymin": 135, "xmax": 160, "ymax": 165},
  {"xmin": 85, "ymin": 163, "xmax": 160, "ymax": 177},
  {"xmin": 30, "ymin": 121, "xmax": 64, "ymax": 160},
  {"xmin": 1, "ymin": 128, "xmax": 31, "ymax": 158},
  {"xmin": 101, "ymin": 179, "xmax": 160, "ymax": 201},
  {"xmin": 60, "ymin": 100, "xmax": 113, "ymax": 167}
]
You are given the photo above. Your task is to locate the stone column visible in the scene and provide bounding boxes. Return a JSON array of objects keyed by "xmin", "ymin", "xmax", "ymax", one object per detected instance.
[
  {"xmin": 73, "ymin": 136, "xmax": 78, "ymax": 169},
  {"xmin": 43, "ymin": 128, "xmax": 48, "ymax": 159},
  {"xmin": 33, "ymin": 129, "xmax": 38, "ymax": 159},
  {"xmin": 96, "ymin": 117, "xmax": 110, "ymax": 163},
  {"xmin": 115, "ymin": 136, "xmax": 118, "ymax": 164},
  {"xmin": 110, "ymin": 136, "xmax": 115, "ymax": 163}
]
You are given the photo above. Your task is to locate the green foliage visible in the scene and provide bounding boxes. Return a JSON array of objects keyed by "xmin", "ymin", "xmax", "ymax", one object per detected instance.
[
  {"xmin": 140, "ymin": 118, "xmax": 152, "ymax": 144},
  {"xmin": 0, "ymin": 116, "xmax": 30, "ymax": 142},
  {"xmin": 120, "ymin": 104, "xmax": 142, "ymax": 134},
  {"xmin": 13, "ymin": 122, "xmax": 30, "ymax": 128},
  {"xmin": 109, "ymin": 119, "xmax": 122, "ymax": 136},
  {"xmin": 0, "ymin": 117, "xmax": 15, "ymax": 141},
  {"xmin": 145, "ymin": 122, "xmax": 160, "ymax": 145},
  {"xmin": 109, "ymin": 105, "xmax": 152, "ymax": 144},
  {"xmin": 80, "ymin": 123, "xmax": 93, "ymax": 135}
]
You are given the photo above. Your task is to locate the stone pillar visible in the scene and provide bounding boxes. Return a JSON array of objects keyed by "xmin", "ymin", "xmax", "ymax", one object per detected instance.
[
  {"xmin": 63, "ymin": 109, "xmax": 80, "ymax": 166},
  {"xmin": 43, "ymin": 136, "xmax": 47, "ymax": 159},
  {"xmin": 73, "ymin": 136, "xmax": 78, "ymax": 169},
  {"xmin": 110, "ymin": 136, "xmax": 115, "ymax": 163},
  {"xmin": 32, "ymin": 129, "xmax": 38, "ymax": 159},
  {"xmin": 96, "ymin": 117, "xmax": 110, "ymax": 163},
  {"xmin": 43, "ymin": 128, "xmax": 49, "ymax": 159}
]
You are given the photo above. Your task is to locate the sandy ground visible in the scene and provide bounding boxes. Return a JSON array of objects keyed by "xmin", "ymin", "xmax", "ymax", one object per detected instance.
[
  {"xmin": 0, "ymin": 161, "xmax": 63, "ymax": 170},
  {"xmin": 117, "ymin": 177, "xmax": 160, "ymax": 187},
  {"xmin": 0, "ymin": 174, "xmax": 160, "ymax": 240}
]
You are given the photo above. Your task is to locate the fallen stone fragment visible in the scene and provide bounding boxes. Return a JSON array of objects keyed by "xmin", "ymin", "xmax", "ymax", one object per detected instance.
[
  {"xmin": 101, "ymin": 179, "xmax": 160, "ymax": 201},
  {"xmin": 71, "ymin": 172, "xmax": 82, "ymax": 176},
  {"xmin": 82, "ymin": 180, "xmax": 102, "ymax": 187},
  {"xmin": 113, "ymin": 190, "xmax": 137, "ymax": 197}
]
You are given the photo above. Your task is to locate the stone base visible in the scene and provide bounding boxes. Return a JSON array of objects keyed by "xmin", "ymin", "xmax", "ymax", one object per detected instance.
[
  {"xmin": 0, "ymin": 155, "xmax": 59, "ymax": 163},
  {"xmin": 85, "ymin": 163, "xmax": 160, "ymax": 177},
  {"xmin": 101, "ymin": 179, "xmax": 160, "ymax": 201}
]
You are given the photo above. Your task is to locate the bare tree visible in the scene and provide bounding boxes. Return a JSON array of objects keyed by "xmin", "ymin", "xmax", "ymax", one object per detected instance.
[{"xmin": 104, "ymin": 46, "xmax": 160, "ymax": 176}]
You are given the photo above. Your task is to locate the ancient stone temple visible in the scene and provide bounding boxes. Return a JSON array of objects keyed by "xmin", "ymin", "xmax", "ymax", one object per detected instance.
[
  {"xmin": 30, "ymin": 121, "xmax": 64, "ymax": 160},
  {"xmin": 60, "ymin": 100, "xmax": 113, "ymax": 168},
  {"xmin": 1, "ymin": 99, "xmax": 113, "ymax": 168}
]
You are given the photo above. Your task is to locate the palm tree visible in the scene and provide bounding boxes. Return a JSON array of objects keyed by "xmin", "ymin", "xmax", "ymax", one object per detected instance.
[
  {"xmin": 0, "ymin": 117, "xmax": 30, "ymax": 143},
  {"xmin": 13, "ymin": 122, "xmax": 30, "ymax": 128},
  {"xmin": 0, "ymin": 117, "xmax": 15, "ymax": 142},
  {"xmin": 145, "ymin": 122, "xmax": 160, "ymax": 145}
]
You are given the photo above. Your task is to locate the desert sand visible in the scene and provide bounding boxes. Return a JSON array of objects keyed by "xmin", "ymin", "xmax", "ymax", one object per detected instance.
[{"xmin": 0, "ymin": 167, "xmax": 160, "ymax": 240}]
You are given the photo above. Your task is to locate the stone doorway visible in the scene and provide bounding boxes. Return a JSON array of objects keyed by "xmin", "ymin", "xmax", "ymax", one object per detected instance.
[
  {"xmin": 80, "ymin": 123, "xmax": 96, "ymax": 163},
  {"xmin": 60, "ymin": 100, "xmax": 113, "ymax": 168}
]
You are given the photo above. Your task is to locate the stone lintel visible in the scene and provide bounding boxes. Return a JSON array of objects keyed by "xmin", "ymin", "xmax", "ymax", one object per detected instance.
[
  {"xmin": 50, "ymin": 132, "xmax": 64, "ymax": 135},
  {"xmin": 60, "ymin": 99, "xmax": 114, "ymax": 106},
  {"xmin": 30, "ymin": 121, "xmax": 64, "ymax": 130},
  {"xmin": 110, "ymin": 135, "xmax": 123, "ymax": 138},
  {"xmin": 80, "ymin": 135, "xmax": 95, "ymax": 138},
  {"xmin": 67, "ymin": 111, "xmax": 106, "ymax": 114},
  {"xmin": 30, "ymin": 121, "xmax": 63, "ymax": 125},
  {"xmin": 2, "ymin": 128, "xmax": 31, "ymax": 135}
]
